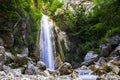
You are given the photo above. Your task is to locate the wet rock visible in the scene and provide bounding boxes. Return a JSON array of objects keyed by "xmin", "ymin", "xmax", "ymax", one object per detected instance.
[
  {"xmin": 37, "ymin": 61, "xmax": 46, "ymax": 71},
  {"xmin": 81, "ymin": 51, "xmax": 98, "ymax": 66},
  {"xmin": 0, "ymin": 46, "xmax": 5, "ymax": 70},
  {"xmin": 58, "ymin": 62, "xmax": 73, "ymax": 75}
]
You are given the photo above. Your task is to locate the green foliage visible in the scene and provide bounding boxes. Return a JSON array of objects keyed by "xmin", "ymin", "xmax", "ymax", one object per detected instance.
[
  {"xmin": 0, "ymin": 0, "xmax": 42, "ymax": 54},
  {"xmin": 42, "ymin": 0, "xmax": 64, "ymax": 15},
  {"xmin": 52, "ymin": 0, "xmax": 120, "ymax": 62}
]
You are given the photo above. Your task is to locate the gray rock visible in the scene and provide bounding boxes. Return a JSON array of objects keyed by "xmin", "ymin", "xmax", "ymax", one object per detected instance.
[
  {"xmin": 21, "ymin": 47, "xmax": 29, "ymax": 56},
  {"xmin": 0, "ymin": 46, "xmax": 5, "ymax": 70},
  {"xmin": 2, "ymin": 65, "xmax": 12, "ymax": 73},
  {"xmin": 58, "ymin": 62, "xmax": 73, "ymax": 75},
  {"xmin": 81, "ymin": 51, "xmax": 98, "ymax": 66},
  {"xmin": 25, "ymin": 62, "xmax": 36, "ymax": 75},
  {"xmin": 37, "ymin": 61, "xmax": 46, "ymax": 71},
  {"xmin": 84, "ymin": 51, "xmax": 98, "ymax": 62}
]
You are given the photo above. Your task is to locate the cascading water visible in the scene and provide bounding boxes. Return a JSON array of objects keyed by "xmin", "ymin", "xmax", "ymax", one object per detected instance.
[{"xmin": 40, "ymin": 14, "xmax": 55, "ymax": 70}]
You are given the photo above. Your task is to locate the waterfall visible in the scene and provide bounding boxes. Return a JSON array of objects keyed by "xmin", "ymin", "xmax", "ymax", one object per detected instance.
[{"xmin": 40, "ymin": 14, "xmax": 55, "ymax": 70}]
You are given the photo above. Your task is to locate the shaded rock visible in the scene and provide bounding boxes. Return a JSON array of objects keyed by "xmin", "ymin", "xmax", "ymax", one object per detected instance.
[
  {"xmin": 3, "ymin": 33, "xmax": 14, "ymax": 48},
  {"xmin": 37, "ymin": 61, "xmax": 46, "ymax": 71},
  {"xmin": 14, "ymin": 54, "xmax": 28, "ymax": 65},
  {"xmin": 58, "ymin": 62, "xmax": 73, "ymax": 75},
  {"xmin": 110, "ymin": 45, "xmax": 120, "ymax": 57},
  {"xmin": 0, "ymin": 38, "xmax": 4, "ymax": 46},
  {"xmin": 0, "ymin": 46, "xmax": 5, "ymax": 70},
  {"xmin": 109, "ymin": 35, "xmax": 120, "ymax": 46},
  {"xmin": 95, "ymin": 57, "xmax": 106, "ymax": 65},
  {"xmin": 81, "ymin": 51, "xmax": 98, "ymax": 66},
  {"xmin": 100, "ymin": 43, "xmax": 112, "ymax": 57}
]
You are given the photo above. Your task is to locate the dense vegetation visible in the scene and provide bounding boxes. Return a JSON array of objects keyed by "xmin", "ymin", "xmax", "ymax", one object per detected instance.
[
  {"xmin": 0, "ymin": 0, "xmax": 63, "ymax": 55},
  {"xmin": 0, "ymin": 0, "xmax": 120, "ymax": 64},
  {"xmin": 51, "ymin": 0, "xmax": 120, "ymax": 63}
]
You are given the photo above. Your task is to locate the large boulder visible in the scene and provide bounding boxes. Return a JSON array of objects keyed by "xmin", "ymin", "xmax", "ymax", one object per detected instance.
[
  {"xmin": 81, "ymin": 51, "xmax": 98, "ymax": 66},
  {"xmin": 0, "ymin": 46, "xmax": 5, "ymax": 70},
  {"xmin": 84, "ymin": 51, "xmax": 98, "ymax": 62},
  {"xmin": 37, "ymin": 61, "xmax": 46, "ymax": 71},
  {"xmin": 58, "ymin": 62, "xmax": 73, "ymax": 75}
]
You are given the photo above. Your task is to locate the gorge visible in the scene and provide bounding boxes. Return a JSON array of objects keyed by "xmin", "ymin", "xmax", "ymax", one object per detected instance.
[{"xmin": 0, "ymin": 0, "xmax": 120, "ymax": 80}]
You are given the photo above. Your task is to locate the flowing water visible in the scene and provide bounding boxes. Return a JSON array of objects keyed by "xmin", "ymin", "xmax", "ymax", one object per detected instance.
[
  {"xmin": 76, "ymin": 70, "xmax": 98, "ymax": 80},
  {"xmin": 40, "ymin": 14, "xmax": 55, "ymax": 70}
]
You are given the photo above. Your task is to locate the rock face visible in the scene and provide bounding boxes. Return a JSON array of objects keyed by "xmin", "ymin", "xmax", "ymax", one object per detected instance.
[
  {"xmin": 58, "ymin": 62, "xmax": 73, "ymax": 75},
  {"xmin": 0, "ymin": 46, "xmax": 5, "ymax": 70},
  {"xmin": 100, "ymin": 35, "xmax": 120, "ymax": 57}
]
